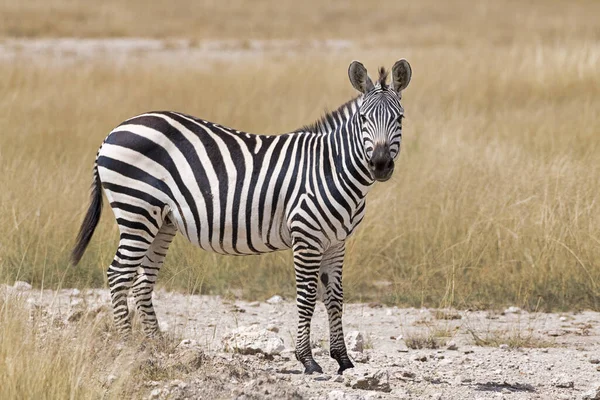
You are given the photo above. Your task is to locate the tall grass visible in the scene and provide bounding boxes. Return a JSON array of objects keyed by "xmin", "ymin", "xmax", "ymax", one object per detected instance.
[{"xmin": 1, "ymin": 2, "xmax": 599, "ymax": 311}]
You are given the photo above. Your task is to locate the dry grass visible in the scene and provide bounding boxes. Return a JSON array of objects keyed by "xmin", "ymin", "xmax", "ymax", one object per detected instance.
[
  {"xmin": 467, "ymin": 327, "xmax": 554, "ymax": 349},
  {"xmin": 1, "ymin": 0, "xmax": 599, "ymax": 47},
  {"xmin": 0, "ymin": 1, "xmax": 599, "ymax": 313},
  {"xmin": 0, "ymin": 292, "xmax": 114, "ymax": 398}
]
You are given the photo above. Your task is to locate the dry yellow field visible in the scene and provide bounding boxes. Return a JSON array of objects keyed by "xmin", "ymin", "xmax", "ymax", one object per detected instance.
[
  {"xmin": 1, "ymin": 1, "xmax": 600, "ymax": 398},
  {"xmin": 1, "ymin": 0, "xmax": 599, "ymax": 310}
]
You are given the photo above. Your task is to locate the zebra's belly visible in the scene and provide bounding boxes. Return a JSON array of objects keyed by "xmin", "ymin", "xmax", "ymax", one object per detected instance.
[{"xmin": 170, "ymin": 204, "xmax": 293, "ymax": 256}]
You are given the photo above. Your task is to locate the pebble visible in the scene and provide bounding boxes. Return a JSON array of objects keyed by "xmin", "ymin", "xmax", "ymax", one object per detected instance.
[
  {"xmin": 552, "ymin": 375, "xmax": 574, "ymax": 388},
  {"xmin": 590, "ymin": 358, "xmax": 600, "ymax": 365},
  {"xmin": 504, "ymin": 306, "xmax": 522, "ymax": 314},
  {"xmin": 13, "ymin": 281, "xmax": 32, "ymax": 291},
  {"xmin": 499, "ymin": 344, "xmax": 509, "ymax": 350},
  {"xmin": 446, "ymin": 340, "xmax": 458, "ymax": 351},
  {"xmin": 346, "ymin": 331, "xmax": 365, "ymax": 353},
  {"xmin": 582, "ymin": 383, "xmax": 600, "ymax": 400},
  {"xmin": 266, "ymin": 295, "xmax": 283, "ymax": 304}
]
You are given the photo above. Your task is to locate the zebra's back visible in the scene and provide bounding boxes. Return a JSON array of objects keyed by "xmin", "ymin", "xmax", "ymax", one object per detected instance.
[{"xmin": 97, "ymin": 111, "xmax": 302, "ymax": 255}]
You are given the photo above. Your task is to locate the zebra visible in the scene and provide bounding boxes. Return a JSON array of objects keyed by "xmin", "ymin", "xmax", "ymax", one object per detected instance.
[{"xmin": 72, "ymin": 59, "xmax": 411, "ymax": 375}]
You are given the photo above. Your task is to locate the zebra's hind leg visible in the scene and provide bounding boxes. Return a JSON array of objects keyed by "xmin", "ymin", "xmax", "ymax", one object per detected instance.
[
  {"xmin": 292, "ymin": 240, "xmax": 323, "ymax": 374},
  {"xmin": 132, "ymin": 220, "xmax": 177, "ymax": 336},
  {"xmin": 321, "ymin": 244, "xmax": 354, "ymax": 374},
  {"xmin": 107, "ymin": 237, "xmax": 153, "ymax": 337}
]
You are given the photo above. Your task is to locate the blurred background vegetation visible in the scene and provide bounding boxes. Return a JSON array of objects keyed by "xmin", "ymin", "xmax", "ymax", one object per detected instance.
[{"xmin": 0, "ymin": 0, "xmax": 599, "ymax": 311}]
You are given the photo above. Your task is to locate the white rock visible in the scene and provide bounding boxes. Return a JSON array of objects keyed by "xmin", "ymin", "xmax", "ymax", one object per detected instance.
[
  {"xmin": 149, "ymin": 388, "xmax": 162, "ymax": 399},
  {"xmin": 397, "ymin": 341, "xmax": 409, "ymax": 352},
  {"xmin": 504, "ymin": 306, "xmax": 521, "ymax": 314},
  {"xmin": 71, "ymin": 288, "xmax": 81, "ymax": 296},
  {"xmin": 13, "ymin": 281, "xmax": 32, "ymax": 291},
  {"xmin": 266, "ymin": 295, "xmax": 283, "ymax": 304},
  {"xmin": 385, "ymin": 309, "xmax": 393, "ymax": 316},
  {"xmin": 446, "ymin": 340, "xmax": 458, "ymax": 350},
  {"xmin": 582, "ymin": 383, "xmax": 600, "ymax": 400},
  {"xmin": 499, "ymin": 344, "xmax": 509, "ymax": 350},
  {"xmin": 222, "ymin": 325, "xmax": 285, "ymax": 356},
  {"xmin": 346, "ymin": 331, "xmax": 364, "ymax": 352}
]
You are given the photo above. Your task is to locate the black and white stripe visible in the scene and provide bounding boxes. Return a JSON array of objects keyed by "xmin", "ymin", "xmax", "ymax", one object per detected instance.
[{"xmin": 72, "ymin": 59, "xmax": 411, "ymax": 374}]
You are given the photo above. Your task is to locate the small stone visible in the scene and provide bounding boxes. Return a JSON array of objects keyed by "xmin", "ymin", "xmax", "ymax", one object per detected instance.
[
  {"xmin": 331, "ymin": 375, "xmax": 344, "ymax": 383},
  {"xmin": 248, "ymin": 301, "xmax": 260, "ymax": 307},
  {"xmin": 461, "ymin": 377, "xmax": 473, "ymax": 383},
  {"xmin": 552, "ymin": 376, "xmax": 574, "ymax": 388},
  {"xmin": 582, "ymin": 383, "xmax": 600, "ymax": 400},
  {"xmin": 559, "ymin": 316, "xmax": 568, "ymax": 322},
  {"xmin": 149, "ymin": 388, "xmax": 162, "ymax": 399},
  {"xmin": 446, "ymin": 341, "xmax": 458, "ymax": 351},
  {"xmin": 412, "ymin": 354, "xmax": 427, "ymax": 362},
  {"xmin": 504, "ymin": 306, "xmax": 521, "ymax": 314},
  {"xmin": 590, "ymin": 358, "xmax": 600, "ymax": 365},
  {"xmin": 266, "ymin": 295, "xmax": 283, "ymax": 304},
  {"xmin": 266, "ymin": 324, "xmax": 279, "ymax": 333},
  {"xmin": 71, "ymin": 288, "xmax": 81, "ymax": 296},
  {"xmin": 547, "ymin": 330, "xmax": 565, "ymax": 337},
  {"xmin": 314, "ymin": 374, "xmax": 331, "ymax": 381},
  {"xmin": 346, "ymin": 331, "xmax": 364, "ymax": 353},
  {"xmin": 222, "ymin": 325, "xmax": 285, "ymax": 355},
  {"xmin": 400, "ymin": 371, "xmax": 414, "ymax": 379},
  {"xmin": 13, "ymin": 281, "xmax": 32, "ymax": 291},
  {"xmin": 346, "ymin": 367, "xmax": 391, "ymax": 392},
  {"xmin": 499, "ymin": 344, "xmax": 509, "ymax": 350},
  {"xmin": 385, "ymin": 309, "xmax": 393, "ymax": 316},
  {"xmin": 397, "ymin": 341, "xmax": 409, "ymax": 353}
]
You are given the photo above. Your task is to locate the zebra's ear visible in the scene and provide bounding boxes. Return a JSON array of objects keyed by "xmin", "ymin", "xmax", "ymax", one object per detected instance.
[
  {"xmin": 348, "ymin": 61, "xmax": 375, "ymax": 94},
  {"xmin": 391, "ymin": 59, "xmax": 412, "ymax": 93}
]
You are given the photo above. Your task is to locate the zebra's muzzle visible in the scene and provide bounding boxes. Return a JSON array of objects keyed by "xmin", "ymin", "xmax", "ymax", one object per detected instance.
[{"xmin": 369, "ymin": 147, "xmax": 395, "ymax": 182}]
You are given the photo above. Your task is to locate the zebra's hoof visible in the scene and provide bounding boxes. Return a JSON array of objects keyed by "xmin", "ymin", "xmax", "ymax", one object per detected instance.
[
  {"xmin": 336, "ymin": 359, "xmax": 355, "ymax": 375},
  {"xmin": 303, "ymin": 360, "xmax": 323, "ymax": 375}
]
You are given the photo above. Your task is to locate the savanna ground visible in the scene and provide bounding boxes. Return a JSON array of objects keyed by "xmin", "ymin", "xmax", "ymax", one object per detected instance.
[{"xmin": 0, "ymin": 0, "xmax": 599, "ymax": 398}]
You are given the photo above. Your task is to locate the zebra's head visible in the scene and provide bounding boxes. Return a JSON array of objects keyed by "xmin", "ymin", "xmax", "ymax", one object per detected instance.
[{"xmin": 348, "ymin": 59, "xmax": 412, "ymax": 182}]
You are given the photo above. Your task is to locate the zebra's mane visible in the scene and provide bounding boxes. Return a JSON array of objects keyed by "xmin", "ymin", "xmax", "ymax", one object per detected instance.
[
  {"xmin": 297, "ymin": 67, "xmax": 389, "ymax": 134},
  {"xmin": 296, "ymin": 96, "xmax": 360, "ymax": 134}
]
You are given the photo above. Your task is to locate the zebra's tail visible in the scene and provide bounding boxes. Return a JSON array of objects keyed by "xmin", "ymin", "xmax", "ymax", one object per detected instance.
[{"xmin": 71, "ymin": 164, "xmax": 103, "ymax": 265}]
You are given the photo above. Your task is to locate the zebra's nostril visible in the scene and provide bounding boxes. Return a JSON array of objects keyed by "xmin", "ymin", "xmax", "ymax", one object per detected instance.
[
  {"xmin": 368, "ymin": 160, "xmax": 374, "ymax": 169},
  {"xmin": 386, "ymin": 160, "xmax": 394, "ymax": 169}
]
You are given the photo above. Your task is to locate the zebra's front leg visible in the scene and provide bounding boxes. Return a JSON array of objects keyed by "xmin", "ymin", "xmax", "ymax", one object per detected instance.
[
  {"xmin": 293, "ymin": 242, "xmax": 323, "ymax": 374},
  {"xmin": 321, "ymin": 244, "xmax": 354, "ymax": 374}
]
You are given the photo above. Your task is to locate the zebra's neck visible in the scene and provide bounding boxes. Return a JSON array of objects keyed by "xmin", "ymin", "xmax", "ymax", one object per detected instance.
[{"xmin": 297, "ymin": 96, "xmax": 374, "ymax": 199}]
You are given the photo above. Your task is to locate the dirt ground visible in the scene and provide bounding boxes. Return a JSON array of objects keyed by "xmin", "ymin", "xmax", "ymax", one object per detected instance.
[{"xmin": 8, "ymin": 285, "xmax": 600, "ymax": 399}]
